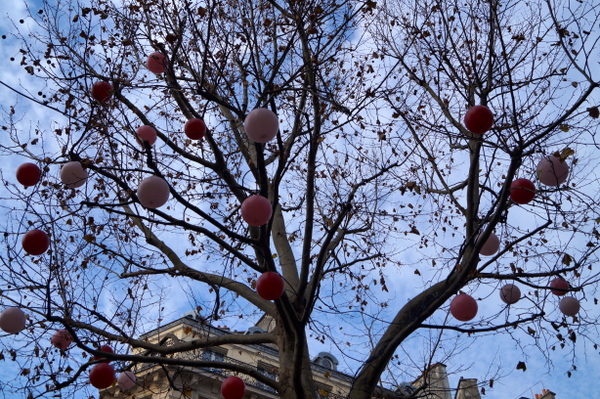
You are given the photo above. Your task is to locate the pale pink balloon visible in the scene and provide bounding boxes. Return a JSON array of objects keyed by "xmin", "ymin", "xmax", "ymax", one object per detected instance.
[
  {"xmin": 478, "ymin": 233, "xmax": 500, "ymax": 256},
  {"xmin": 136, "ymin": 125, "xmax": 157, "ymax": 146},
  {"xmin": 0, "ymin": 307, "xmax": 26, "ymax": 334},
  {"xmin": 137, "ymin": 176, "xmax": 170, "ymax": 208},
  {"xmin": 241, "ymin": 195, "xmax": 272, "ymax": 226},
  {"xmin": 450, "ymin": 294, "xmax": 478, "ymax": 322},
  {"xmin": 51, "ymin": 329, "xmax": 72, "ymax": 350},
  {"xmin": 499, "ymin": 284, "xmax": 521, "ymax": 305},
  {"xmin": 60, "ymin": 161, "xmax": 88, "ymax": 188},
  {"xmin": 117, "ymin": 371, "xmax": 137, "ymax": 390},
  {"xmin": 536, "ymin": 155, "xmax": 569, "ymax": 187},
  {"xmin": 244, "ymin": 108, "xmax": 279, "ymax": 143},
  {"xmin": 559, "ymin": 296, "xmax": 580, "ymax": 316},
  {"xmin": 146, "ymin": 52, "xmax": 167, "ymax": 74}
]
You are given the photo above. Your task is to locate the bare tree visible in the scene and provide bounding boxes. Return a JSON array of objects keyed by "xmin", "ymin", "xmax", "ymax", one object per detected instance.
[{"xmin": 0, "ymin": 0, "xmax": 599, "ymax": 398}]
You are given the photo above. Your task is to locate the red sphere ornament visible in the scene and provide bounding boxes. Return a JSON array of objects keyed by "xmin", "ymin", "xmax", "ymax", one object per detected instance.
[
  {"xmin": 244, "ymin": 108, "xmax": 279, "ymax": 143},
  {"xmin": 16, "ymin": 163, "xmax": 41, "ymax": 187},
  {"xmin": 536, "ymin": 155, "xmax": 569, "ymax": 187},
  {"xmin": 89, "ymin": 363, "xmax": 116, "ymax": 389},
  {"xmin": 137, "ymin": 176, "xmax": 170, "ymax": 208},
  {"xmin": 256, "ymin": 272, "xmax": 285, "ymax": 301},
  {"xmin": 184, "ymin": 118, "xmax": 207, "ymax": 140},
  {"xmin": 221, "ymin": 376, "xmax": 246, "ymax": 399},
  {"xmin": 60, "ymin": 161, "xmax": 88, "ymax": 189},
  {"xmin": 94, "ymin": 344, "xmax": 114, "ymax": 363},
  {"xmin": 510, "ymin": 178, "xmax": 536, "ymax": 204},
  {"xmin": 499, "ymin": 284, "xmax": 521, "ymax": 305},
  {"xmin": 478, "ymin": 233, "xmax": 500, "ymax": 256},
  {"xmin": 91, "ymin": 81, "xmax": 113, "ymax": 103},
  {"xmin": 146, "ymin": 52, "xmax": 167, "ymax": 74},
  {"xmin": 559, "ymin": 296, "xmax": 580, "ymax": 317},
  {"xmin": 241, "ymin": 195, "xmax": 272, "ymax": 226},
  {"xmin": 136, "ymin": 125, "xmax": 157, "ymax": 146},
  {"xmin": 0, "ymin": 307, "xmax": 27, "ymax": 334},
  {"xmin": 51, "ymin": 329, "xmax": 72, "ymax": 350},
  {"xmin": 117, "ymin": 371, "xmax": 137, "ymax": 390},
  {"xmin": 450, "ymin": 294, "xmax": 478, "ymax": 322},
  {"xmin": 22, "ymin": 229, "xmax": 50, "ymax": 255},
  {"xmin": 549, "ymin": 277, "xmax": 570, "ymax": 296},
  {"xmin": 464, "ymin": 105, "xmax": 494, "ymax": 134}
]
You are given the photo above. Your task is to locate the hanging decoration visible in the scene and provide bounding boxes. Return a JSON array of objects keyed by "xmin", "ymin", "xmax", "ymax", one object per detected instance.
[
  {"xmin": 244, "ymin": 108, "xmax": 279, "ymax": 143},
  {"xmin": 509, "ymin": 178, "xmax": 536, "ymax": 204},
  {"xmin": 536, "ymin": 155, "xmax": 569, "ymax": 187},
  {"xmin": 16, "ymin": 162, "xmax": 41, "ymax": 187},
  {"xmin": 117, "ymin": 371, "xmax": 137, "ymax": 390},
  {"xmin": 499, "ymin": 284, "xmax": 521, "ymax": 305},
  {"xmin": 559, "ymin": 296, "xmax": 580, "ymax": 316},
  {"xmin": 184, "ymin": 118, "xmax": 207, "ymax": 140},
  {"xmin": 136, "ymin": 125, "xmax": 158, "ymax": 146},
  {"xmin": 91, "ymin": 81, "xmax": 113, "ymax": 103},
  {"xmin": 89, "ymin": 363, "xmax": 116, "ymax": 389},
  {"xmin": 464, "ymin": 105, "xmax": 494, "ymax": 134},
  {"xmin": 60, "ymin": 161, "xmax": 88, "ymax": 189},
  {"xmin": 549, "ymin": 277, "xmax": 570, "ymax": 296},
  {"xmin": 22, "ymin": 229, "xmax": 50, "ymax": 255},
  {"xmin": 241, "ymin": 195, "xmax": 272, "ymax": 226},
  {"xmin": 137, "ymin": 176, "xmax": 170, "ymax": 208},
  {"xmin": 0, "ymin": 307, "xmax": 26, "ymax": 334},
  {"xmin": 450, "ymin": 294, "xmax": 478, "ymax": 321},
  {"xmin": 256, "ymin": 272, "xmax": 285, "ymax": 300},
  {"xmin": 478, "ymin": 233, "xmax": 500, "ymax": 256},
  {"xmin": 146, "ymin": 52, "xmax": 167, "ymax": 74},
  {"xmin": 51, "ymin": 329, "xmax": 73, "ymax": 350},
  {"xmin": 221, "ymin": 376, "xmax": 246, "ymax": 399}
]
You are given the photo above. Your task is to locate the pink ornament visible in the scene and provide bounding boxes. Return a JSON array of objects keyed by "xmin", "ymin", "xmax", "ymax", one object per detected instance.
[
  {"xmin": 464, "ymin": 105, "xmax": 493, "ymax": 134},
  {"xmin": 22, "ymin": 229, "xmax": 50, "ymax": 255},
  {"xmin": 450, "ymin": 294, "xmax": 478, "ymax": 322},
  {"xmin": 478, "ymin": 233, "xmax": 500, "ymax": 256},
  {"xmin": 16, "ymin": 163, "xmax": 42, "ymax": 187},
  {"xmin": 146, "ymin": 52, "xmax": 167, "ymax": 74},
  {"xmin": 91, "ymin": 81, "xmax": 113, "ymax": 103},
  {"xmin": 51, "ymin": 329, "xmax": 72, "ymax": 350},
  {"xmin": 89, "ymin": 363, "xmax": 116, "ymax": 389},
  {"xmin": 117, "ymin": 371, "xmax": 137, "ymax": 390},
  {"xmin": 510, "ymin": 178, "xmax": 535, "ymax": 204},
  {"xmin": 60, "ymin": 161, "xmax": 88, "ymax": 189},
  {"xmin": 499, "ymin": 284, "xmax": 521, "ymax": 305},
  {"xmin": 221, "ymin": 376, "xmax": 246, "ymax": 399},
  {"xmin": 549, "ymin": 277, "xmax": 570, "ymax": 296},
  {"xmin": 559, "ymin": 296, "xmax": 580, "ymax": 317},
  {"xmin": 137, "ymin": 176, "xmax": 170, "ymax": 208},
  {"xmin": 0, "ymin": 307, "xmax": 26, "ymax": 334},
  {"xmin": 241, "ymin": 195, "xmax": 272, "ymax": 226},
  {"xmin": 184, "ymin": 118, "xmax": 207, "ymax": 140},
  {"xmin": 136, "ymin": 125, "xmax": 157, "ymax": 146},
  {"xmin": 256, "ymin": 272, "xmax": 285, "ymax": 300},
  {"xmin": 536, "ymin": 156, "xmax": 569, "ymax": 187},
  {"xmin": 244, "ymin": 108, "xmax": 279, "ymax": 143}
]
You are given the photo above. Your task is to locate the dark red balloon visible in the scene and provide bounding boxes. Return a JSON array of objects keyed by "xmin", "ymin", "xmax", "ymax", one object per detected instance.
[
  {"xmin": 91, "ymin": 81, "xmax": 113, "ymax": 103},
  {"xmin": 22, "ymin": 229, "xmax": 50, "ymax": 255},
  {"xmin": 16, "ymin": 163, "xmax": 41, "ymax": 187},
  {"xmin": 184, "ymin": 118, "xmax": 207, "ymax": 140},
  {"xmin": 256, "ymin": 272, "xmax": 285, "ymax": 300},
  {"xmin": 549, "ymin": 277, "xmax": 570, "ymax": 296},
  {"xmin": 510, "ymin": 178, "xmax": 536, "ymax": 204},
  {"xmin": 450, "ymin": 294, "xmax": 478, "ymax": 322},
  {"xmin": 464, "ymin": 105, "xmax": 493, "ymax": 134},
  {"xmin": 221, "ymin": 376, "xmax": 246, "ymax": 399},
  {"xmin": 94, "ymin": 344, "xmax": 114, "ymax": 363},
  {"xmin": 89, "ymin": 363, "xmax": 116, "ymax": 389}
]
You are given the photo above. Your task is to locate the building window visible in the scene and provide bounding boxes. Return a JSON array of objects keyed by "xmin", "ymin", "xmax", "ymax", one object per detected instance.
[{"xmin": 201, "ymin": 349, "xmax": 225, "ymax": 362}]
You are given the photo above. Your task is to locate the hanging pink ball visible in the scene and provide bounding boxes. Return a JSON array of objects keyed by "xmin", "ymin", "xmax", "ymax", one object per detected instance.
[
  {"xmin": 146, "ymin": 52, "xmax": 167, "ymax": 74},
  {"xmin": 244, "ymin": 108, "xmax": 279, "ymax": 143},
  {"xmin": 241, "ymin": 195, "xmax": 272, "ymax": 226},
  {"xmin": 510, "ymin": 178, "xmax": 535, "ymax": 204},
  {"xmin": 221, "ymin": 376, "xmax": 246, "ymax": 399},
  {"xmin": 464, "ymin": 105, "xmax": 493, "ymax": 134},
  {"xmin": 89, "ymin": 363, "xmax": 116, "ymax": 389},
  {"xmin": 0, "ymin": 307, "xmax": 26, "ymax": 334},
  {"xmin": 184, "ymin": 118, "xmax": 207, "ymax": 140},
  {"xmin": 536, "ymin": 156, "xmax": 569, "ymax": 187},
  {"xmin": 478, "ymin": 233, "xmax": 500, "ymax": 256},
  {"xmin": 256, "ymin": 272, "xmax": 285, "ymax": 300},
  {"xmin": 549, "ymin": 277, "xmax": 570, "ymax": 296},
  {"xmin": 60, "ymin": 161, "xmax": 88, "ymax": 189},
  {"xmin": 137, "ymin": 176, "xmax": 170, "ymax": 208},
  {"xmin": 51, "ymin": 329, "xmax": 73, "ymax": 350},
  {"xmin": 450, "ymin": 294, "xmax": 478, "ymax": 322},
  {"xmin": 91, "ymin": 81, "xmax": 113, "ymax": 103},
  {"xmin": 136, "ymin": 125, "xmax": 157, "ymax": 146},
  {"xmin": 559, "ymin": 296, "xmax": 580, "ymax": 317},
  {"xmin": 22, "ymin": 229, "xmax": 50, "ymax": 255},
  {"xmin": 499, "ymin": 284, "xmax": 521, "ymax": 305},
  {"xmin": 117, "ymin": 371, "xmax": 137, "ymax": 390},
  {"xmin": 16, "ymin": 163, "xmax": 42, "ymax": 187}
]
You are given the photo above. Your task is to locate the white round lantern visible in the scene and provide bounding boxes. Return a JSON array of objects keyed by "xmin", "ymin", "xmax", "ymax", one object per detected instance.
[
  {"xmin": 60, "ymin": 161, "xmax": 88, "ymax": 188},
  {"xmin": 137, "ymin": 176, "xmax": 170, "ymax": 208},
  {"xmin": 536, "ymin": 155, "xmax": 569, "ymax": 187},
  {"xmin": 559, "ymin": 296, "xmax": 580, "ymax": 317},
  {"xmin": 0, "ymin": 307, "xmax": 26, "ymax": 334},
  {"xmin": 117, "ymin": 371, "xmax": 137, "ymax": 390},
  {"xmin": 499, "ymin": 284, "xmax": 521, "ymax": 305},
  {"xmin": 244, "ymin": 108, "xmax": 279, "ymax": 143},
  {"xmin": 478, "ymin": 233, "xmax": 500, "ymax": 256}
]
